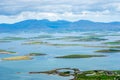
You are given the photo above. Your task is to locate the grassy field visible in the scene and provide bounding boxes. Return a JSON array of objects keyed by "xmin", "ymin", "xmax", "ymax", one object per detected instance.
[{"xmin": 75, "ymin": 70, "xmax": 120, "ymax": 80}]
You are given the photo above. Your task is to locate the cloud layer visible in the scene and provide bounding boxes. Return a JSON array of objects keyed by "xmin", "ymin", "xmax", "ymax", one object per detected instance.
[{"xmin": 0, "ymin": 0, "xmax": 120, "ymax": 23}]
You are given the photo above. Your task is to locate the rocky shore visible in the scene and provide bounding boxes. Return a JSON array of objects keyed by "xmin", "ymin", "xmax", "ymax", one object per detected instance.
[{"xmin": 28, "ymin": 68, "xmax": 120, "ymax": 80}]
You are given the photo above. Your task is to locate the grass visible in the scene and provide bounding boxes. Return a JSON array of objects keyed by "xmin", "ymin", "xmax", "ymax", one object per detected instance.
[
  {"xmin": 95, "ymin": 49, "xmax": 120, "ymax": 53},
  {"xmin": 55, "ymin": 54, "xmax": 106, "ymax": 58},
  {"xmin": 1, "ymin": 56, "xmax": 32, "ymax": 61},
  {"xmin": 76, "ymin": 75, "xmax": 120, "ymax": 80},
  {"xmin": 76, "ymin": 70, "xmax": 120, "ymax": 80}
]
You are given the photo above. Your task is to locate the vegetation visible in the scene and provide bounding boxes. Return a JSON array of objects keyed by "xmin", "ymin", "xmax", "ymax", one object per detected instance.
[
  {"xmin": 30, "ymin": 35, "xmax": 52, "ymax": 39},
  {"xmin": 28, "ymin": 68, "xmax": 120, "ymax": 80},
  {"xmin": 23, "ymin": 41, "xmax": 48, "ymax": 45},
  {"xmin": 0, "ymin": 40, "xmax": 11, "ymax": 43},
  {"xmin": 104, "ymin": 40, "xmax": 120, "ymax": 45},
  {"xmin": 0, "ymin": 49, "xmax": 16, "ymax": 54},
  {"xmin": 0, "ymin": 37, "xmax": 26, "ymax": 41},
  {"xmin": 48, "ymin": 43, "xmax": 83, "ymax": 46},
  {"xmin": 29, "ymin": 68, "xmax": 80, "ymax": 77},
  {"xmin": 23, "ymin": 40, "xmax": 84, "ymax": 46},
  {"xmin": 96, "ymin": 49, "xmax": 120, "ymax": 53},
  {"xmin": 55, "ymin": 54, "xmax": 106, "ymax": 58},
  {"xmin": 27, "ymin": 53, "xmax": 46, "ymax": 56},
  {"xmin": 1, "ymin": 56, "xmax": 32, "ymax": 61},
  {"xmin": 80, "ymin": 45, "xmax": 120, "ymax": 49},
  {"xmin": 50, "ymin": 36, "xmax": 107, "ymax": 42},
  {"xmin": 75, "ymin": 70, "xmax": 120, "ymax": 80}
]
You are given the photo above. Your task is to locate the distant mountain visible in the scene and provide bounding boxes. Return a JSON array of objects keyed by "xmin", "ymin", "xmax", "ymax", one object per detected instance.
[{"xmin": 0, "ymin": 19, "xmax": 120, "ymax": 33}]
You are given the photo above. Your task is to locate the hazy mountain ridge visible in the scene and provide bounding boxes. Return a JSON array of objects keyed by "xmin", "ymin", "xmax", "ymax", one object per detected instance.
[{"xmin": 0, "ymin": 19, "xmax": 120, "ymax": 33}]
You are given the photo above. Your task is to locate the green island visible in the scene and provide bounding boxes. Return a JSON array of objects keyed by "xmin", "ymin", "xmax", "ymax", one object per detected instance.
[
  {"xmin": 28, "ymin": 68, "xmax": 120, "ymax": 80},
  {"xmin": 0, "ymin": 40, "xmax": 11, "ymax": 43},
  {"xmin": 26, "ymin": 53, "xmax": 46, "ymax": 56},
  {"xmin": 30, "ymin": 35, "xmax": 53, "ymax": 39},
  {"xmin": 0, "ymin": 37, "xmax": 27, "ymax": 41},
  {"xmin": 79, "ymin": 45, "xmax": 120, "ymax": 49},
  {"xmin": 95, "ymin": 49, "xmax": 120, "ymax": 53},
  {"xmin": 1, "ymin": 56, "xmax": 32, "ymax": 61},
  {"xmin": 0, "ymin": 49, "xmax": 16, "ymax": 54},
  {"xmin": 104, "ymin": 40, "xmax": 120, "ymax": 45},
  {"xmin": 49, "ymin": 36, "xmax": 107, "ymax": 42},
  {"xmin": 22, "ymin": 40, "xmax": 84, "ymax": 46},
  {"xmin": 75, "ymin": 70, "xmax": 120, "ymax": 80},
  {"xmin": 48, "ymin": 43, "xmax": 83, "ymax": 46},
  {"xmin": 55, "ymin": 54, "xmax": 106, "ymax": 58},
  {"xmin": 23, "ymin": 41, "xmax": 48, "ymax": 45}
]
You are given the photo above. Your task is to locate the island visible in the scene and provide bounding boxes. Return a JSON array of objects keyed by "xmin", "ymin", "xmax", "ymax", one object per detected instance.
[
  {"xmin": 28, "ymin": 68, "xmax": 120, "ymax": 80},
  {"xmin": 104, "ymin": 40, "xmax": 120, "ymax": 45},
  {"xmin": 22, "ymin": 41, "xmax": 48, "ymax": 45},
  {"xmin": 95, "ymin": 49, "xmax": 120, "ymax": 53},
  {"xmin": 0, "ymin": 49, "xmax": 16, "ymax": 54},
  {"xmin": 55, "ymin": 54, "xmax": 106, "ymax": 58},
  {"xmin": 26, "ymin": 53, "xmax": 46, "ymax": 56},
  {"xmin": 49, "ymin": 36, "xmax": 107, "ymax": 42},
  {"xmin": 1, "ymin": 56, "xmax": 32, "ymax": 61}
]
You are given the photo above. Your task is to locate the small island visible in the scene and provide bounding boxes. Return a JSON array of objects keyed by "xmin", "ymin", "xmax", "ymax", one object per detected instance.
[
  {"xmin": 95, "ymin": 49, "xmax": 120, "ymax": 53},
  {"xmin": 48, "ymin": 43, "xmax": 83, "ymax": 47},
  {"xmin": 0, "ymin": 40, "xmax": 11, "ymax": 43},
  {"xmin": 55, "ymin": 54, "xmax": 106, "ymax": 58},
  {"xmin": 104, "ymin": 40, "xmax": 120, "ymax": 45},
  {"xmin": 23, "ymin": 41, "xmax": 48, "ymax": 45},
  {"xmin": 0, "ymin": 37, "xmax": 27, "ymax": 41},
  {"xmin": 1, "ymin": 56, "xmax": 32, "ymax": 61},
  {"xmin": 23, "ymin": 40, "xmax": 83, "ymax": 47},
  {"xmin": 26, "ymin": 53, "xmax": 46, "ymax": 56},
  {"xmin": 49, "ymin": 36, "xmax": 107, "ymax": 42},
  {"xmin": 0, "ymin": 49, "xmax": 16, "ymax": 54}
]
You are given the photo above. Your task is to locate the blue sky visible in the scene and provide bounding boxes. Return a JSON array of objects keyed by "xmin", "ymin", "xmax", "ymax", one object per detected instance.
[{"xmin": 0, "ymin": 0, "xmax": 120, "ymax": 23}]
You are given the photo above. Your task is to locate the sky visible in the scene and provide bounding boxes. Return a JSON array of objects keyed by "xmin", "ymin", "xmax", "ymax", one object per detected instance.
[{"xmin": 0, "ymin": 0, "xmax": 120, "ymax": 23}]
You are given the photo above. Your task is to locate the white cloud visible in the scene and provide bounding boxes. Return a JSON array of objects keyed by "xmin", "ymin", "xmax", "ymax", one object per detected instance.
[
  {"xmin": 0, "ymin": 11, "xmax": 119, "ymax": 24},
  {"xmin": 0, "ymin": 0, "xmax": 120, "ymax": 23}
]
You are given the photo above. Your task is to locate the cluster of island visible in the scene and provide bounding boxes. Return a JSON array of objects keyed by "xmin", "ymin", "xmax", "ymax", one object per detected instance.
[{"xmin": 0, "ymin": 33, "xmax": 120, "ymax": 80}]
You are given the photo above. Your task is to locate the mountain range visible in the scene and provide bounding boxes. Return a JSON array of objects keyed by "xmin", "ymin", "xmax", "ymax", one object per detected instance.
[{"xmin": 0, "ymin": 19, "xmax": 120, "ymax": 33}]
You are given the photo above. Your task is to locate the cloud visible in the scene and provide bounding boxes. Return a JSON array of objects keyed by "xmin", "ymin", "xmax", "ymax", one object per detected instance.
[
  {"xmin": 0, "ymin": 0, "xmax": 120, "ymax": 23},
  {"xmin": 0, "ymin": 11, "xmax": 119, "ymax": 24}
]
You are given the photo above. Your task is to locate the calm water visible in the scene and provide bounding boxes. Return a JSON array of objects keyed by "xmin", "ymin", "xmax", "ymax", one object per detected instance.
[{"xmin": 0, "ymin": 31, "xmax": 120, "ymax": 80}]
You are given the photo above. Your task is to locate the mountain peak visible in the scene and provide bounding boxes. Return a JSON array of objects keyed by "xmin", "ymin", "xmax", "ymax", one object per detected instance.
[{"xmin": 0, "ymin": 19, "xmax": 120, "ymax": 33}]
